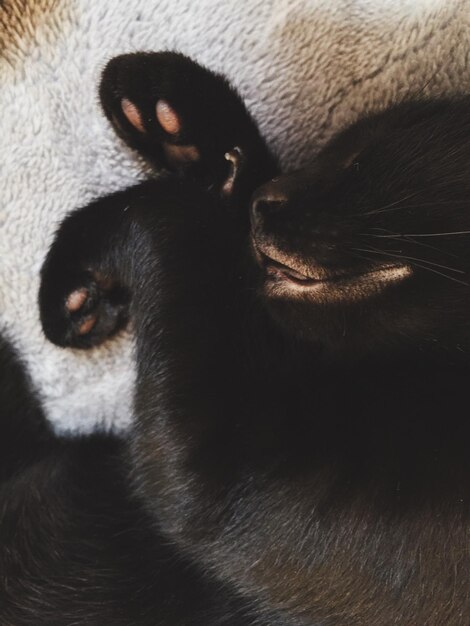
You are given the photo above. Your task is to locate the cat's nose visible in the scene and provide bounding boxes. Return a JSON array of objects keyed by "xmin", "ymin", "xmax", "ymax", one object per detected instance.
[{"xmin": 250, "ymin": 183, "xmax": 288, "ymax": 228}]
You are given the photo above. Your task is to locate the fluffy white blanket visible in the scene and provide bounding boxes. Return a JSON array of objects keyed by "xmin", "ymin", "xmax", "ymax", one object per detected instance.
[{"xmin": 1, "ymin": 0, "xmax": 469, "ymax": 433}]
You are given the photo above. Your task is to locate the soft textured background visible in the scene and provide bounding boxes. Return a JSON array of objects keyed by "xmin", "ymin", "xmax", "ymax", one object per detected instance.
[{"xmin": 1, "ymin": 0, "xmax": 470, "ymax": 433}]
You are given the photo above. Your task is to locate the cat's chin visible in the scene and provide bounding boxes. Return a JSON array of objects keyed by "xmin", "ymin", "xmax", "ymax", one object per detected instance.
[
  {"xmin": 263, "ymin": 263, "xmax": 411, "ymax": 304},
  {"xmin": 254, "ymin": 244, "xmax": 412, "ymax": 305}
]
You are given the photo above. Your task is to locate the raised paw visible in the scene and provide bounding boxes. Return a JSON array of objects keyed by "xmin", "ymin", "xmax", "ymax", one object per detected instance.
[
  {"xmin": 99, "ymin": 51, "xmax": 276, "ymax": 196},
  {"xmin": 40, "ymin": 271, "xmax": 130, "ymax": 350}
]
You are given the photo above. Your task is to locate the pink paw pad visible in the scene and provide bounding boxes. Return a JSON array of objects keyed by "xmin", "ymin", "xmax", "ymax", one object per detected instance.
[
  {"xmin": 77, "ymin": 315, "xmax": 97, "ymax": 336},
  {"xmin": 66, "ymin": 288, "xmax": 89, "ymax": 313},
  {"xmin": 156, "ymin": 99, "xmax": 181, "ymax": 135},
  {"xmin": 121, "ymin": 98, "xmax": 145, "ymax": 133}
]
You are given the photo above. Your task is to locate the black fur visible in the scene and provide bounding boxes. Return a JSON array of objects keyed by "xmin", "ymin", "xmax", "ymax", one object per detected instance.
[
  {"xmin": 0, "ymin": 341, "xmax": 268, "ymax": 625},
  {"xmin": 2, "ymin": 52, "xmax": 470, "ymax": 624}
]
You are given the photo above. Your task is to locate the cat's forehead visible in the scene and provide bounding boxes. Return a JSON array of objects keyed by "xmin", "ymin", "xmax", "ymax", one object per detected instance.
[{"xmin": 353, "ymin": 98, "xmax": 470, "ymax": 155}]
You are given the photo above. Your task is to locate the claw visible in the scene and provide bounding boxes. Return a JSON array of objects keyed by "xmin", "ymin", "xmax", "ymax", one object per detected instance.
[{"xmin": 222, "ymin": 147, "xmax": 245, "ymax": 196}]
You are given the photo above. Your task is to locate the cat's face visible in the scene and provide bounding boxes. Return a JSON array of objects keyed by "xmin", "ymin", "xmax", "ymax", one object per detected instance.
[{"xmin": 250, "ymin": 100, "xmax": 470, "ymax": 357}]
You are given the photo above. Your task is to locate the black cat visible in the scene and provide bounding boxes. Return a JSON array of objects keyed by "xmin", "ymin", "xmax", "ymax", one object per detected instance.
[{"xmin": 3, "ymin": 52, "xmax": 470, "ymax": 625}]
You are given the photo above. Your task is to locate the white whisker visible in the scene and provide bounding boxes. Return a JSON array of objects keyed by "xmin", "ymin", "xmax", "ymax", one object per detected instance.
[
  {"xmin": 361, "ymin": 231, "xmax": 461, "ymax": 259},
  {"xmin": 399, "ymin": 230, "xmax": 470, "ymax": 238},
  {"xmin": 359, "ymin": 192, "xmax": 421, "ymax": 217},
  {"xmin": 352, "ymin": 247, "xmax": 465, "ymax": 274}
]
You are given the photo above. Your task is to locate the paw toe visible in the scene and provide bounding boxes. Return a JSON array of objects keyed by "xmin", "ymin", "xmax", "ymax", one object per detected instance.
[
  {"xmin": 77, "ymin": 314, "xmax": 98, "ymax": 336},
  {"xmin": 121, "ymin": 98, "xmax": 145, "ymax": 133},
  {"xmin": 66, "ymin": 287, "xmax": 89, "ymax": 313},
  {"xmin": 156, "ymin": 99, "xmax": 181, "ymax": 135}
]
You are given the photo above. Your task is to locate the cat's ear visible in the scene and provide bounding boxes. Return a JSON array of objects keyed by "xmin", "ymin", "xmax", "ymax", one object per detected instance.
[{"xmin": 99, "ymin": 52, "xmax": 277, "ymax": 199}]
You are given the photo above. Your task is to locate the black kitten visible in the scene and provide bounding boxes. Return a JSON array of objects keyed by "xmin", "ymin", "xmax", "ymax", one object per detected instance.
[{"xmin": 4, "ymin": 52, "xmax": 470, "ymax": 625}]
